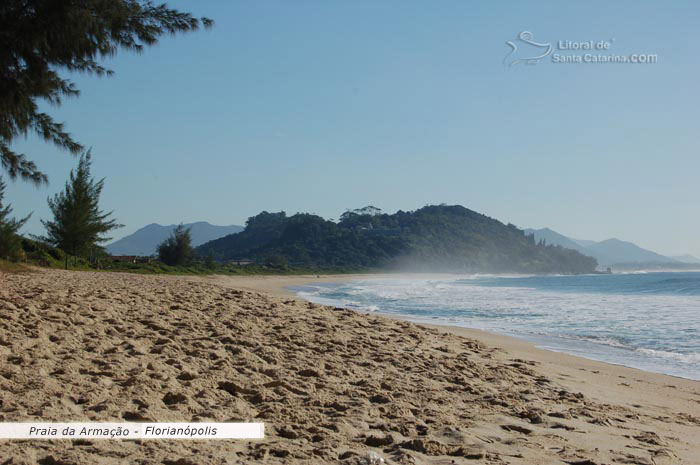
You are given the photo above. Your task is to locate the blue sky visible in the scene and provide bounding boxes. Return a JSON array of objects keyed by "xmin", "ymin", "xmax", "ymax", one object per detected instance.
[{"xmin": 6, "ymin": 1, "xmax": 700, "ymax": 257}]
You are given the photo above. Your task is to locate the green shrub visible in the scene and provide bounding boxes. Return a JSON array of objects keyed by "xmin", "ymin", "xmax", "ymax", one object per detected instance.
[
  {"xmin": 0, "ymin": 225, "xmax": 23, "ymax": 261},
  {"xmin": 47, "ymin": 246, "xmax": 65, "ymax": 261},
  {"xmin": 0, "ymin": 178, "xmax": 30, "ymax": 262}
]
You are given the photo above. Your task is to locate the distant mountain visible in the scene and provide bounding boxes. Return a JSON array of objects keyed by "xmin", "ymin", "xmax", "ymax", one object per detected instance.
[
  {"xmin": 670, "ymin": 254, "xmax": 700, "ymax": 264},
  {"xmin": 107, "ymin": 222, "xmax": 243, "ymax": 256},
  {"xmin": 524, "ymin": 228, "xmax": 677, "ymax": 267},
  {"xmin": 584, "ymin": 239, "xmax": 674, "ymax": 266},
  {"xmin": 523, "ymin": 228, "xmax": 588, "ymax": 254},
  {"xmin": 197, "ymin": 206, "xmax": 598, "ymax": 273},
  {"xmin": 572, "ymin": 238, "xmax": 597, "ymax": 247}
]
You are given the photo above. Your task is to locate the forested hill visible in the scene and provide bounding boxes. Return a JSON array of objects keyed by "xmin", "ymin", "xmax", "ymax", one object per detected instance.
[{"xmin": 196, "ymin": 205, "xmax": 598, "ymax": 273}]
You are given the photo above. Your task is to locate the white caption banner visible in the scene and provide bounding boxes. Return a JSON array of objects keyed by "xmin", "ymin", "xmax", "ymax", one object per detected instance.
[{"xmin": 0, "ymin": 423, "xmax": 264, "ymax": 440}]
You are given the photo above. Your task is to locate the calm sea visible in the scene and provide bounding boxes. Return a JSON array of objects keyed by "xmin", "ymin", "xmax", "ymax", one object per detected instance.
[{"xmin": 292, "ymin": 272, "xmax": 700, "ymax": 380}]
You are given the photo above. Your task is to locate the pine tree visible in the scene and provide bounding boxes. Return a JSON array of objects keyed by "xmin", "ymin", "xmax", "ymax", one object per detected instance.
[
  {"xmin": 0, "ymin": 1, "xmax": 212, "ymax": 185},
  {"xmin": 157, "ymin": 224, "xmax": 193, "ymax": 266},
  {"xmin": 0, "ymin": 177, "xmax": 31, "ymax": 260},
  {"xmin": 42, "ymin": 151, "xmax": 122, "ymax": 268}
]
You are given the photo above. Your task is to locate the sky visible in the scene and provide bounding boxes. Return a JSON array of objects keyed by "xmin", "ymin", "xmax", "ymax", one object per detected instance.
[{"xmin": 6, "ymin": 0, "xmax": 700, "ymax": 257}]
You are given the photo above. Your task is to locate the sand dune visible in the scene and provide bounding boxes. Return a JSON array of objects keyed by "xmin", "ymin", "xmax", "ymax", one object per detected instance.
[{"xmin": 1, "ymin": 269, "xmax": 698, "ymax": 464}]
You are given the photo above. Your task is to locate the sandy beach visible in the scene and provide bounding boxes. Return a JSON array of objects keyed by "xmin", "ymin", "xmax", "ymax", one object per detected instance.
[{"xmin": 1, "ymin": 269, "xmax": 698, "ymax": 464}]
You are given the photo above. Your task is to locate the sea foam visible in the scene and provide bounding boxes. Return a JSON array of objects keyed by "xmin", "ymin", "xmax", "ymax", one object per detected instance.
[{"xmin": 293, "ymin": 272, "xmax": 700, "ymax": 380}]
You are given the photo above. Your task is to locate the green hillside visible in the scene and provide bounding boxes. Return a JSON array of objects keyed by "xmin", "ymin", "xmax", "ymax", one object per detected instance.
[{"xmin": 197, "ymin": 205, "xmax": 598, "ymax": 273}]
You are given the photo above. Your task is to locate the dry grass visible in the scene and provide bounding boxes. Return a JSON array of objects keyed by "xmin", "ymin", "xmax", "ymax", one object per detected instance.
[{"xmin": 0, "ymin": 259, "xmax": 31, "ymax": 273}]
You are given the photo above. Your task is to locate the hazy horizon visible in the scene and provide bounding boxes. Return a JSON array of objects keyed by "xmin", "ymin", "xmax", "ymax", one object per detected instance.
[{"xmin": 6, "ymin": 0, "xmax": 699, "ymax": 257}]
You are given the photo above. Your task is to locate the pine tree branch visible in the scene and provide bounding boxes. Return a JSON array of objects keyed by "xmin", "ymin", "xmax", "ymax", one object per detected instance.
[
  {"xmin": 0, "ymin": 1, "xmax": 214, "ymax": 184},
  {"xmin": 0, "ymin": 141, "xmax": 47, "ymax": 185}
]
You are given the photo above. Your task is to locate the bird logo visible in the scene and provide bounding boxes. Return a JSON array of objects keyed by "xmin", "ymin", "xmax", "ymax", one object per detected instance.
[{"xmin": 503, "ymin": 31, "xmax": 552, "ymax": 67}]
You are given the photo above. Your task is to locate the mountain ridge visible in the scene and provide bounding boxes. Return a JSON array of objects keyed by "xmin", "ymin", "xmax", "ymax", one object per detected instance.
[
  {"xmin": 106, "ymin": 222, "xmax": 243, "ymax": 256},
  {"xmin": 524, "ymin": 228, "xmax": 678, "ymax": 266},
  {"xmin": 669, "ymin": 254, "xmax": 700, "ymax": 264},
  {"xmin": 197, "ymin": 205, "xmax": 598, "ymax": 273},
  {"xmin": 523, "ymin": 228, "xmax": 589, "ymax": 254}
]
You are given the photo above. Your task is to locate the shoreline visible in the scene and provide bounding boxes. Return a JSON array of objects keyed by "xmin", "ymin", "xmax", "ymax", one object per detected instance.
[
  {"xmin": 202, "ymin": 272, "xmax": 700, "ymax": 463},
  {"xmin": 201, "ymin": 272, "xmax": 700, "ymax": 388}
]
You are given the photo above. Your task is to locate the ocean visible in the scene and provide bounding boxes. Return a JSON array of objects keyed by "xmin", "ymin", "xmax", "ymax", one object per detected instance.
[{"xmin": 292, "ymin": 271, "xmax": 700, "ymax": 380}]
